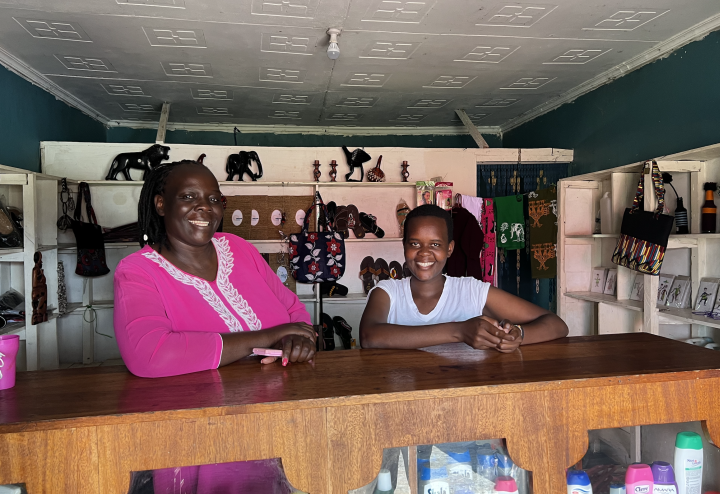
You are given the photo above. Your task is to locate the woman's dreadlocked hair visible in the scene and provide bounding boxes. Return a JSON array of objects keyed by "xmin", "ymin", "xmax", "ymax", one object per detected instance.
[{"xmin": 138, "ymin": 160, "xmax": 201, "ymax": 251}]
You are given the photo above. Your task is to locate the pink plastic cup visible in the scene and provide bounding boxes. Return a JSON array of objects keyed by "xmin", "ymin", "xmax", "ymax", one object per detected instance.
[{"xmin": 0, "ymin": 334, "xmax": 20, "ymax": 390}]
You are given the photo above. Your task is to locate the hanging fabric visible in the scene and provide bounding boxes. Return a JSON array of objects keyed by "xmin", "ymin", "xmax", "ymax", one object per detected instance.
[
  {"xmin": 480, "ymin": 198, "xmax": 496, "ymax": 285},
  {"xmin": 528, "ymin": 187, "xmax": 558, "ymax": 278},
  {"xmin": 494, "ymin": 195, "xmax": 526, "ymax": 250},
  {"xmin": 460, "ymin": 194, "xmax": 483, "ymax": 226}
]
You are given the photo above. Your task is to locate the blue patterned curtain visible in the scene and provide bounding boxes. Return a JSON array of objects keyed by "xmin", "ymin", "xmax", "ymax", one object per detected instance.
[{"xmin": 477, "ymin": 162, "xmax": 569, "ymax": 310}]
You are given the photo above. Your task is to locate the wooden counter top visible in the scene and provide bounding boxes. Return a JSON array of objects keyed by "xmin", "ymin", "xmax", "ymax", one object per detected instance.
[{"xmin": 2, "ymin": 333, "xmax": 720, "ymax": 433}]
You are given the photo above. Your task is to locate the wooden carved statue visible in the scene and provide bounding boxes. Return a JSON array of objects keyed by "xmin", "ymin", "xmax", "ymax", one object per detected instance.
[
  {"xmin": 341, "ymin": 146, "xmax": 371, "ymax": 182},
  {"xmin": 313, "ymin": 160, "xmax": 321, "ymax": 182},
  {"xmin": 105, "ymin": 144, "xmax": 170, "ymax": 181},
  {"xmin": 329, "ymin": 160, "xmax": 338, "ymax": 182},
  {"xmin": 401, "ymin": 161, "xmax": 410, "ymax": 182},
  {"xmin": 367, "ymin": 155, "xmax": 386, "ymax": 182},
  {"xmin": 226, "ymin": 151, "xmax": 263, "ymax": 181},
  {"xmin": 31, "ymin": 252, "xmax": 48, "ymax": 325}
]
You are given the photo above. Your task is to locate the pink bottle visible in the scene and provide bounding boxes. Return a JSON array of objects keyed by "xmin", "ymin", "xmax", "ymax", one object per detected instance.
[
  {"xmin": 494, "ymin": 476, "xmax": 519, "ymax": 494},
  {"xmin": 0, "ymin": 334, "xmax": 20, "ymax": 390},
  {"xmin": 626, "ymin": 464, "xmax": 654, "ymax": 494}
]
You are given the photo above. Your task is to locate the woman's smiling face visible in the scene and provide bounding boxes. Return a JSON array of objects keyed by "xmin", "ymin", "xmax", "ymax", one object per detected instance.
[
  {"xmin": 403, "ymin": 215, "xmax": 454, "ymax": 282},
  {"xmin": 155, "ymin": 163, "xmax": 223, "ymax": 248}
]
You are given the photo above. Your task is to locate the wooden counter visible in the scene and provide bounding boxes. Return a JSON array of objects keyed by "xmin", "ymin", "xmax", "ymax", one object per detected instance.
[{"xmin": 2, "ymin": 333, "xmax": 720, "ymax": 493}]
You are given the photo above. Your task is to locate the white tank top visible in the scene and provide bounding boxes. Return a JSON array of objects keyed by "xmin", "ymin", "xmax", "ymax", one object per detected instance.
[{"xmin": 369, "ymin": 275, "xmax": 491, "ymax": 326}]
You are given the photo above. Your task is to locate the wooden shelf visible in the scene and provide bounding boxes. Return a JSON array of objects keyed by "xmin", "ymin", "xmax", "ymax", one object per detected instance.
[
  {"xmin": 65, "ymin": 301, "xmax": 115, "ymax": 314},
  {"xmin": 0, "ymin": 248, "xmax": 24, "ymax": 262},
  {"xmin": 0, "ymin": 309, "xmax": 59, "ymax": 337},
  {"xmin": 658, "ymin": 308, "xmax": 720, "ymax": 329},
  {"xmin": 565, "ymin": 292, "xmax": 644, "ymax": 312}
]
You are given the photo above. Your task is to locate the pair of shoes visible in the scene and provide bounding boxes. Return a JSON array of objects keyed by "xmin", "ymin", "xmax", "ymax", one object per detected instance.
[
  {"xmin": 320, "ymin": 201, "xmax": 337, "ymax": 230},
  {"xmin": 359, "ymin": 256, "xmax": 392, "ymax": 294},
  {"xmin": 320, "ymin": 313, "xmax": 336, "ymax": 351},
  {"xmin": 360, "ymin": 213, "xmax": 385, "ymax": 238},
  {"xmin": 320, "ymin": 281, "xmax": 349, "ymax": 297},
  {"xmin": 334, "ymin": 204, "xmax": 364, "ymax": 238},
  {"xmin": 332, "ymin": 316, "xmax": 353, "ymax": 349}
]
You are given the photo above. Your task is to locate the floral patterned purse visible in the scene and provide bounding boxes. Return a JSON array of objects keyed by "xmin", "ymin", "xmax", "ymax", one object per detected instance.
[{"xmin": 289, "ymin": 192, "xmax": 345, "ymax": 283}]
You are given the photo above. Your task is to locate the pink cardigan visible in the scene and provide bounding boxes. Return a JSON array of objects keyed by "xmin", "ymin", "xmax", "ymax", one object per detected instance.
[{"xmin": 113, "ymin": 233, "xmax": 311, "ymax": 378}]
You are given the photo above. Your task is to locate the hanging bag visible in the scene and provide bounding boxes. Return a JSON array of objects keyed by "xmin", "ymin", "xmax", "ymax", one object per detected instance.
[
  {"xmin": 612, "ymin": 161, "xmax": 674, "ymax": 275},
  {"xmin": 71, "ymin": 182, "xmax": 110, "ymax": 277},
  {"xmin": 289, "ymin": 192, "xmax": 345, "ymax": 283}
]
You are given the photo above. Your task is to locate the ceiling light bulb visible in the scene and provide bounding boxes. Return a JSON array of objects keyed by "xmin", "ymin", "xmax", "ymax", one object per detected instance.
[{"xmin": 327, "ymin": 28, "xmax": 341, "ymax": 60}]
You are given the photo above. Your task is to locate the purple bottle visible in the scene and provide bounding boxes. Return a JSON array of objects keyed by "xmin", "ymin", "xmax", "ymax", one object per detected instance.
[{"xmin": 651, "ymin": 462, "xmax": 678, "ymax": 494}]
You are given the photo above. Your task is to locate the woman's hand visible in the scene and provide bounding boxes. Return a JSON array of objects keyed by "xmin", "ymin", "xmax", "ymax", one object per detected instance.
[
  {"xmin": 259, "ymin": 322, "xmax": 316, "ymax": 366},
  {"xmin": 456, "ymin": 316, "xmax": 505, "ymax": 350},
  {"xmin": 495, "ymin": 319, "xmax": 523, "ymax": 353}
]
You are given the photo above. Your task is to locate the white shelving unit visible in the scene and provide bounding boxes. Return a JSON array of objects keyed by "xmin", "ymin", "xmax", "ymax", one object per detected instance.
[
  {"xmin": 0, "ymin": 165, "xmax": 62, "ymax": 371},
  {"xmin": 41, "ymin": 142, "xmax": 572, "ymax": 365},
  {"xmin": 558, "ymin": 144, "xmax": 720, "ymax": 341}
]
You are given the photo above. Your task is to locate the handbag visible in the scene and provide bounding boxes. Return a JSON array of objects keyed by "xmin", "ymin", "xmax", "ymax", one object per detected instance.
[
  {"xmin": 71, "ymin": 182, "xmax": 110, "ymax": 277},
  {"xmin": 612, "ymin": 160, "xmax": 674, "ymax": 275},
  {"xmin": 289, "ymin": 192, "xmax": 345, "ymax": 283}
]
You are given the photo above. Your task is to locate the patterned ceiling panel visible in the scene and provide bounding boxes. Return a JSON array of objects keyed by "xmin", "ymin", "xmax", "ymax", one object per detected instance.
[{"xmin": 0, "ymin": 0, "xmax": 717, "ymax": 129}]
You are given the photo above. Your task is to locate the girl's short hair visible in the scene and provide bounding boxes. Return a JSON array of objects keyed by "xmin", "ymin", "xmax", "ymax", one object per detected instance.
[{"xmin": 403, "ymin": 204, "xmax": 453, "ymax": 243}]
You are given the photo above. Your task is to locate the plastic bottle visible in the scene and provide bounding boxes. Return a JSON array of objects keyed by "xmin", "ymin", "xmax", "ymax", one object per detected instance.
[
  {"xmin": 373, "ymin": 468, "xmax": 395, "ymax": 494},
  {"xmin": 567, "ymin": 470, "xmax": 593, "ymax": 494},
  {"xmin": 651, "ymin": 461, "xmax": 678, "ymax": 494},
  {"xmin": 600, "ymin": 192, "xmax": 613, "ymax": 234},
  {"xmin": 494, "ymin": 476, "xmax": 518, "ymax": 494},
  {"xmin": 674, "ymin": 431, "xmax": 703, "ymax": 494},
  {"xmin": 446, "ymin": 450, "xmax": 473, "ymax": 479},
  {"xmin": 496, "ymin": 453, "xmax": 514, "ymax": 477},
  {"xmin": 610, "ymin": 485, "xmax": 627, "ymax": 494},
  {"xmin": 701, "ymin": 183, "xmax": 717, "ymax": 233},
  {"xmin": 478, "ymin": 449, "xmax": 498, "ymax": 482},
  {"xmin": 626, "ymin": 464, "xmax": 654, "ymax": 494},
  {"xmin": 419, "ymin": 467, "xmax": 449, "ymax": 494},
  {"xmin": 674, "ymin": 198, "xmax": 689, "ymax": 234}
]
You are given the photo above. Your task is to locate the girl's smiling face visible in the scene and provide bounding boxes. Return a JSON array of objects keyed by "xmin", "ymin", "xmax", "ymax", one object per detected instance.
[{"xmin": 403, "ymin": 216, "xmax": 454, "ymax": 282}]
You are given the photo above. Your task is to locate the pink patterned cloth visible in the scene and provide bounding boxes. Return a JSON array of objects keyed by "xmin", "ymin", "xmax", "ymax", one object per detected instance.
[
  {"xmin": 113, "ymin": 233, "xmax": 311, "ymax": 378},
  {"xmin": 481, "ymin": 198, "xmax": 497, "ymax": 286}
]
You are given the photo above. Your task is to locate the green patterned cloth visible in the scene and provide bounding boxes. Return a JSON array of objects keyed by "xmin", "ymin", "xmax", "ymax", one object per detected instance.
[
  {"xmin": 494, "ymin": 195, "xmax": 525, "ymax": 250},
  {"xmin": 528, "ymin": 188, "xmax": 558, "ymax": 278}
]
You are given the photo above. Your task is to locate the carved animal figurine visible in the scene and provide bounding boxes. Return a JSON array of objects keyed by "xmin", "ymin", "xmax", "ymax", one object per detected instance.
[
  {"xmin": 31, "ymin": 252, "xmax": 48, "ymax": 325},
  {"xmin": 226, "ymin": 151, "xmax": 263, "ymax": 181},
  {"xmin": 367, "ymin": 155, "xmax": 386, "ymax": 182},
  {"xmin": 197, "ymin": 153, "xmax": 206, "ymax": 164},
  {"xmin": 329, "ymin": 160, "xmax": 338, "ymax": 182},
  {"xmin": 341, "ymin": 146, "xmax": 371, "ymax": 182},
  {"xmin": 401, "ymin": 161, "xmax": 410, "ymax": 182},
  {"xmin": 313, "ymin": 160, "xmax": 321, "ymax": 182},
  {"xmin": 105, "ymin": 144, "xmax": 170, "ymax": 181}
]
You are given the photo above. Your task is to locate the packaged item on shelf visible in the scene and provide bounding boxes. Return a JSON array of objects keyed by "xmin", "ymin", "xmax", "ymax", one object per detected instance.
[
  {"xmin": 435, "ymin": 182, "xmax": 453, "ymax": 211},
  {"xmin": 630, "ymin": 274, "xmax": 645, "ymax": 301},
  {"xmin": 445, "ymin": 449, "xmax": 472, "ymax": 479},
  {"xmin": 591, "ymin": 268, "xmax": 609, "ymax": 294},
  {"xmin": 600, "ymin": 192, "xmax": 613, "ymax": 234},
  {"xmin": 673, "ymin": 431, "xmax": 703, "ymax": 494},
  {"xmin": 418, "ymin": 467, "xmax": 449, "ymax": 494},
  {"xmin": 665, "ymin": 276, "xmax": 691, "ymax": 309},
  {"xmin": 609, "ymin": 485, "xmax": 627, "ymax": 494},
  {"xmin": 625, "ymin": 464, "xmax": 653, "ymax": 494},
  {"xmin": 701, "ymin": 183, "xmax": 717, "ymax": 233},
  {"xmin": 603, "ymin": 268, "xmax": 618, "ymax": 296},
  {"xmin": 567, "ymin": 469, "xmax": 593, "ymax": 494},
  {"xmin": 694, "ymin": 278, "xmax": 720, "ymax": 311},
  {"xmin": 650, "ymin": 461, "xmax": 678, "ymax": 493},
  {"xmin": 417, "ymin": 181, "xmax": 435, "ymax": 206},
  {"xmin": 657, "ymin": 275, "xmax": 676, "ymax": 305},
  {"xmin": 493, "ymin": 476, "xmax": 518, "ymax": 494},
  {"xmin": 477, "ymin": 447, "xmax": 498, "ymax": 482}
]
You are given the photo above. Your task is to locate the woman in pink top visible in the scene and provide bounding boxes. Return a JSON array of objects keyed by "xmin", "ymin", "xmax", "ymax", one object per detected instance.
[{"xmin": 114, "ymin": 160, "xmax": 316, "ymax": 379}]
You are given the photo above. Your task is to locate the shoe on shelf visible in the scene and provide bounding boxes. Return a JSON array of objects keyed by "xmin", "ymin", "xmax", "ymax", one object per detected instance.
[
  {"xmin": 374, "ymin": 258, "xmax": 390, "ymax": 282},
  {"xmin": 332, "ymin": 316, "xmax": 353, "ymax": 350},
  {"xmin": 346, "ymin": 204, "xmax": 365, "ymax": 238},
  {"xmin": 321, "ymin": 312, "xmax": 335, "ymax": 351},
  {"xmin": 360, "ymin": 256, "xmax": 376, "ymax": 294},
  {"xmin": 389, "ymin": 261, "xmax": 403, "ymax": 280},
  {"xmin": 334, "ymin": 205, "xmax": 349, "ymax": 239},
  {"xmin": 320, "ymin": 281, "xmax": 349, "ymax": 297},
  {"xmin": 360, "ymin": 212, "xmax": 385, "ymax": 238}
]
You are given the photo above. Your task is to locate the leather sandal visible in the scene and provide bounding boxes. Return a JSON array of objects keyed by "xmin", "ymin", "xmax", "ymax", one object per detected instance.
[
  {"xmin": 320, "ymin": 281, "xmax": 348, "ymax": 297},
  {"xmin": 346, "ymin": 204, "xmax": 365, "ymax": 238},
  {"xmin": 334, "ymin": 205, "xmax": 349, "ymax": 238},
  {"xmin": 396, "ymin": 200, "xmax": 410, "ymax": 237},
  {"xmin": 321, "ymin": 312, "xmax": 335, "ymax": 351},
  {"xmin": 360, "ymin": 212, "xmax": 385, "ymax": 238},
  {"xmin": 374, "ymin": 258, "xmax": 391, "ymax": 282},
  {"xmin": 360, "ymin": 256, "xmax": 376, "ymax": 294},
  {"xmin": 332, "ymin": 316, "xmax": 353, "ymax": 349},
  {"xmin": 389, "ymin": 261, "xmax": 403, "ymax": 280}
]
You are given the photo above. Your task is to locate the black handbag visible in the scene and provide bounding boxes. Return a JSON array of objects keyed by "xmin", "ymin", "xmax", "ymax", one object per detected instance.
[
  {"xmin": 612, "ymin": 161, "xmax": 674, "ymax": 275},
  {"xmin": 289, "ymin": 192, "xmax": 345, "ymax": 283},
  {"xmin": 71, "ymin": 182, "xmax": 110, "ymax": 277}
]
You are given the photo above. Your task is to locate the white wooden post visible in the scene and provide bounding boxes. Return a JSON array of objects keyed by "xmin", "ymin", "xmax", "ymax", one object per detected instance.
[
  {"xmin": 156, "ymin": 102, "xmax": 170, "ymax": 144},
  {"xmin": 82, "ymin": 277, "xmax": 94, "ymax": 364},
  {"xmin": 455, "ymin": 110, "xmax": 489, "ymax": 148}
]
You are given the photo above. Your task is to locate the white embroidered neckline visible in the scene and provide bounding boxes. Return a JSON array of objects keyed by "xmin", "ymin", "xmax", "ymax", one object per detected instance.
[{"xmin": 142, "ymin": 237, "xmax": 261, "ymax": 332}]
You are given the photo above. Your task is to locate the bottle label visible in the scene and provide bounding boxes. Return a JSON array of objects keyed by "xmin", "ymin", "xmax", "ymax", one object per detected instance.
[
  {"xmin": 653, "ymin": 486, "xmax": 678, "ymax": 494},
  {"xmin": 569, "ymin": 488, "xmax": 592, "ymax": 494},
  {"xmin": 423, "ymin": 480, "xmax": 449, "ymax": 494},
  {"xmin": 448, "ymin": 463, "xmax": 472, "ymax": 478},
  {"xmin": 633, "ymin": 486, "xmax": 651, "ymax": 494},
  {"xmin": 684, "ymin": 459, "xmax": 702, "ymax": 494}
]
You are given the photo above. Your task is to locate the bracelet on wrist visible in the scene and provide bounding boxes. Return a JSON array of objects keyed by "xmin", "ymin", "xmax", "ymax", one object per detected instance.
[{"xmin": 514, "ymin": 324, "xmax": 525, "ymax": 340}]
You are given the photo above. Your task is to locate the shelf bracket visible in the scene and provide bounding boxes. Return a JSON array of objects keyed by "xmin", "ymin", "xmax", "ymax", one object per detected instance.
[
  {"xmin": 455, "ymin": 109, "xmax": 489, "ymax": 148},
  {"xmin": 156, "ymin": 102, "xmax": 171, "ymax": 144}
]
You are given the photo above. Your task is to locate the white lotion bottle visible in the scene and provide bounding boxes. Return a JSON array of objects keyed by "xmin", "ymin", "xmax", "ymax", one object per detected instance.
[
  {"xmin": 674, "ymin": 432, "xmax": 703, "ymax": 494},
  {"xmin": 600, "ymin": 192, "xmax": 613, "ymax": 234}
]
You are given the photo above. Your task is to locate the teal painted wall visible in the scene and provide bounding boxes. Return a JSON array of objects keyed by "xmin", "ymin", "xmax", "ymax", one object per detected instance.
[
  {"xmin": 0, "ymin": 65, "xmax": 106, "ymax": 172},
  {"xmin": 106, "ymin": 127, "xmax": 501, "ymax": 148},
  {"xmin": 503, "ymin": 31, "xmax": 720, "ymax": 175}
]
